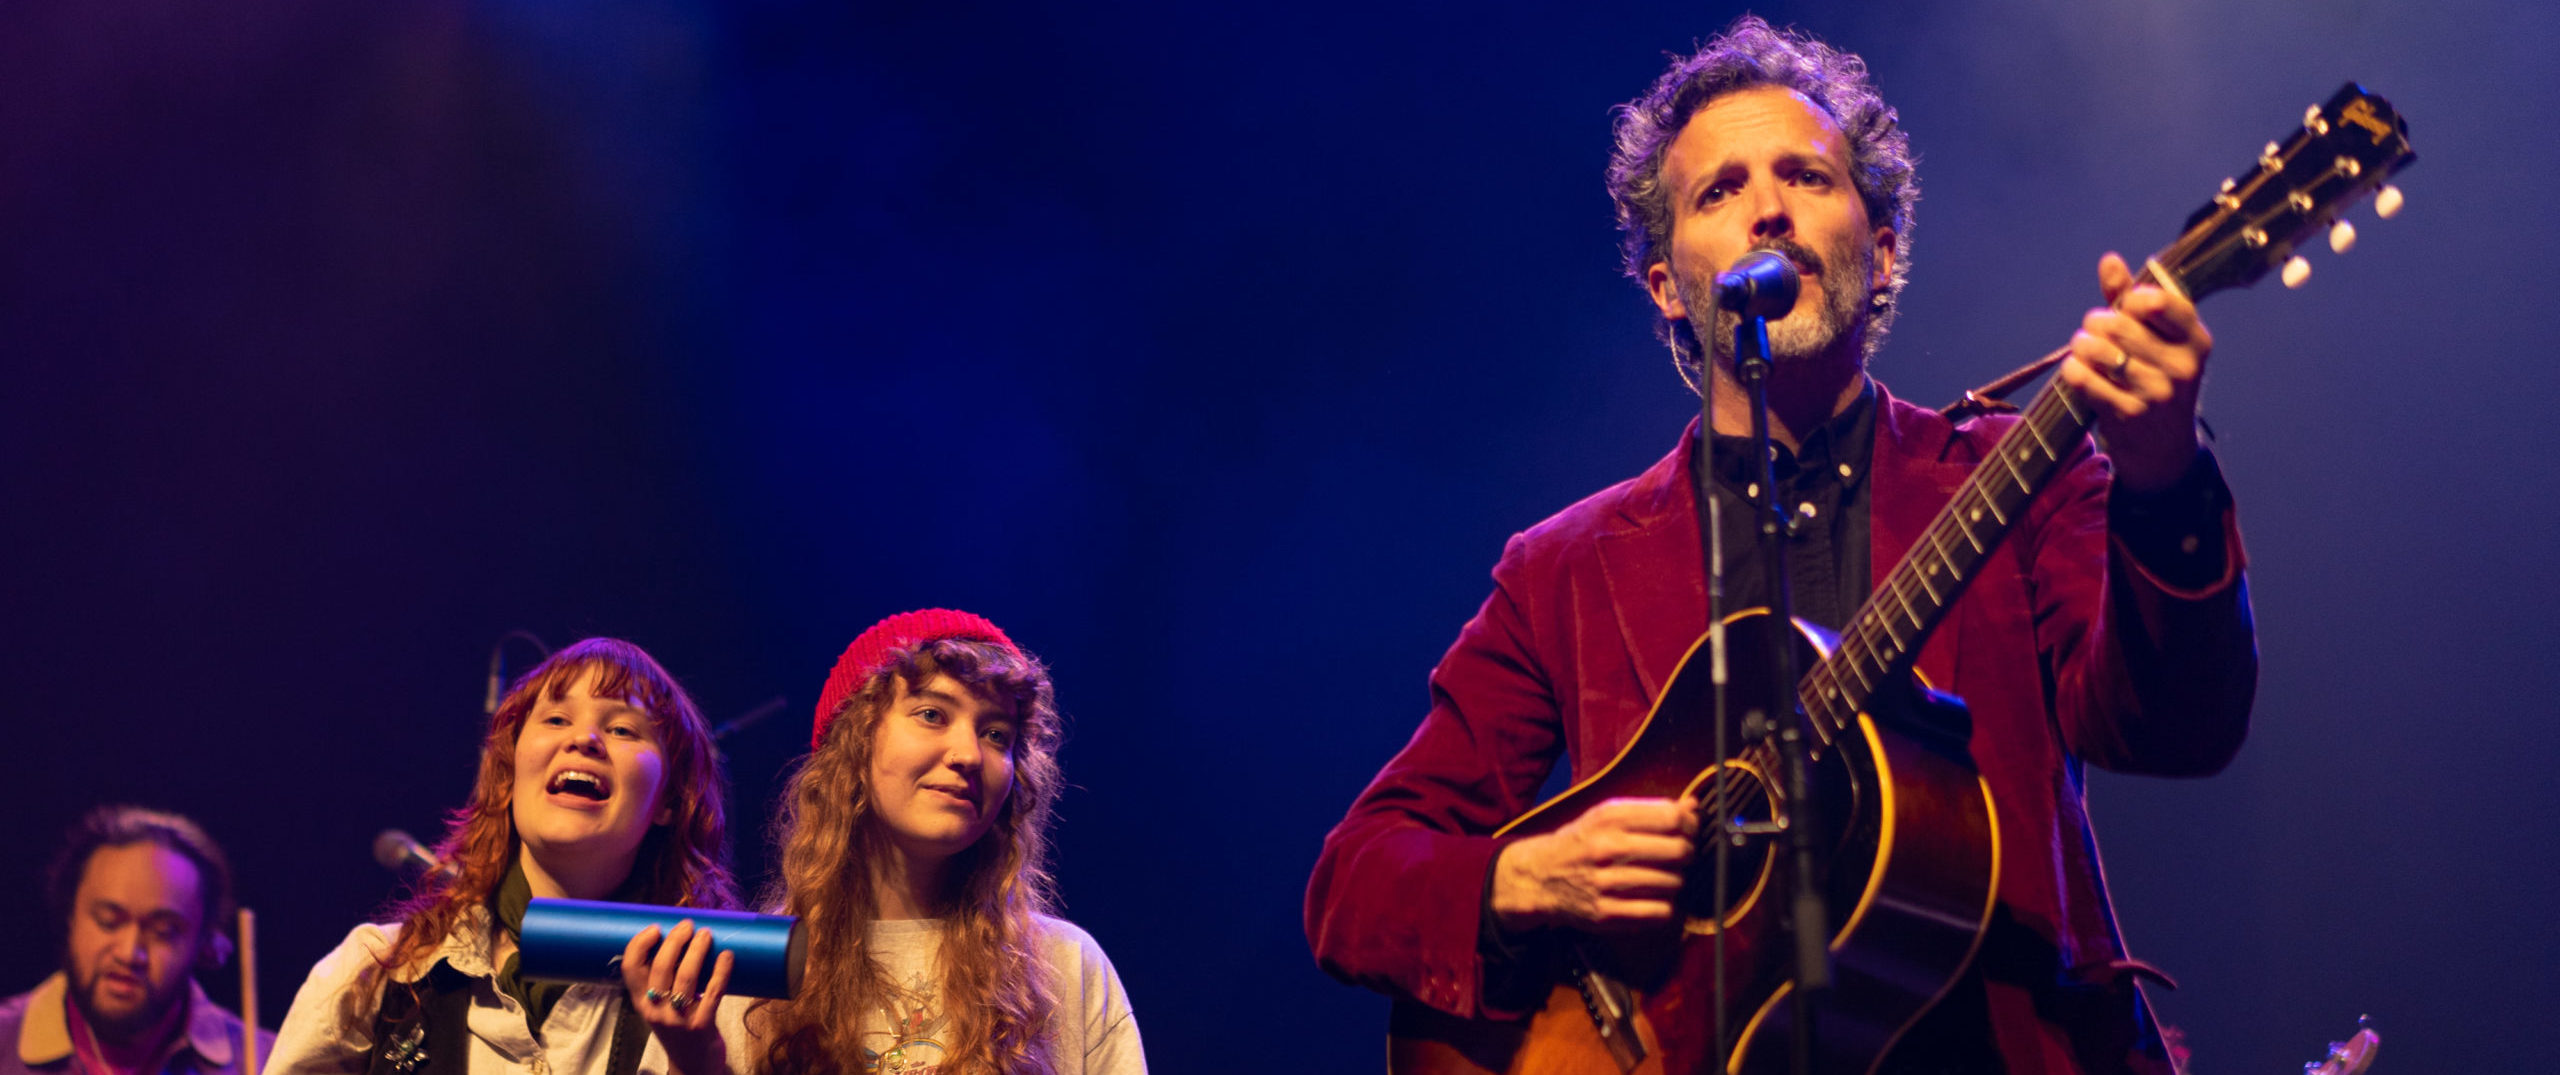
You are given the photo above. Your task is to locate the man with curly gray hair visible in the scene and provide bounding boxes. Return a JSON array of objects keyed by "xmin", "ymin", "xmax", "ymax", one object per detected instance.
[
  {"xmin": 1608, "ymin": 16, "xmax": 1917, "ymax": 380},
  {"xmin": 1310, "ymin": 15, "xmax": 2256, "ymax": 1075}
]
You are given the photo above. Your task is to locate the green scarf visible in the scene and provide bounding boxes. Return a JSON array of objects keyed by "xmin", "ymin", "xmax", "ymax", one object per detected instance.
[{"xmin": 492, "ymin": 861, "xmax": 652, "ymax": 1039}]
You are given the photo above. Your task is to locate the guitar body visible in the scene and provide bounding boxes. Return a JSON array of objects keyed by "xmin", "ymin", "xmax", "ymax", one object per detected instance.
[{"xmin": 1390, "ymin": 610, "xmax": 2001, "ymax": 1075}]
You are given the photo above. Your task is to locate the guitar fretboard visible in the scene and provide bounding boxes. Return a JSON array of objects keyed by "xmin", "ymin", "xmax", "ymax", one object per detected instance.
[
  {"xmin": 1797, "ymin": 365, "xmax": 2107, "ymax": 742},
  {"xmin": 1725, "ymin": 82, "xmax": 2408, "ymax": 769}
]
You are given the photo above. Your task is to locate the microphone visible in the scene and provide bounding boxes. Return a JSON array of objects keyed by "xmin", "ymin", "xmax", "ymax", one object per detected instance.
[
  {"xmin": 373, "ymin": 829, "xmax": 445, "ymax": 880},
  {"xmin": 1714, "ymin": 250, "xmax": 1801, "ymax": 319}
]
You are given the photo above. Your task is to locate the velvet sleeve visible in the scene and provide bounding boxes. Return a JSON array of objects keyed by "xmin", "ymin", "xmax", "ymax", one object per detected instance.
[{"xmin": 2027, "ymin": 444, "xmax": 2257, "ymax": 776}]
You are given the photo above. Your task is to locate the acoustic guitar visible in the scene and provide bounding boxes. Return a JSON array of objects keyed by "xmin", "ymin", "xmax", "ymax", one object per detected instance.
[{"xmin": 1387, "ymin": 84, "xmax": 2415, "ymax": 1075}]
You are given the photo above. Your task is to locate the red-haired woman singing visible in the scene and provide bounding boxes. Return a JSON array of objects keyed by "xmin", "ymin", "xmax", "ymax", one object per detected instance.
[{"xmin": 269, "ymin": 638, "xmax": 744, "ymax": 1075}]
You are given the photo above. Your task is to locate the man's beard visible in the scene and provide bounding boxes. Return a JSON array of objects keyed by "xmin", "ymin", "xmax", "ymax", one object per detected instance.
[
  {"xmin": 1676, "ymin": 235, "xmax": 1874, "ymax": 373},
  {"xmin": 64, "ymin": 948, "xmax": 185, "ymax": 1046}
]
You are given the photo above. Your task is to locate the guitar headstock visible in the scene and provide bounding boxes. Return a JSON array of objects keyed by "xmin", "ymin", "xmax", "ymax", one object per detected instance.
[{"xmin": 2155, "ymin": 83, "xmax": 2416, "ymax": 301}]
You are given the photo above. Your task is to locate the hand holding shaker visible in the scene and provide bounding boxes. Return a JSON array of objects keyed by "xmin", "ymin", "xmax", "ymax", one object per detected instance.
[{"xmin": 520, "ymin": 898, "xmax": 807, "ymax": 999}]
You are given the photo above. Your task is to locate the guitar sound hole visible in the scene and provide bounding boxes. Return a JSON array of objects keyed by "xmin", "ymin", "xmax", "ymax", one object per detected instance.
[{"xmin": 1680, "ymin": 764, "xmax": 1778, "ymax": 933}]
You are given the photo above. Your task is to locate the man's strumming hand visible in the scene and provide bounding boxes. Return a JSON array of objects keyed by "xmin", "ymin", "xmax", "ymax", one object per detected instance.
[{"xmin": 1490, "ymin": 796, "xmax": 1700, "ymax": 934}]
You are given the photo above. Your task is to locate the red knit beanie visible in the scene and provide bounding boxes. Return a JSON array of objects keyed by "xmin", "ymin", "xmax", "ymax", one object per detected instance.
[{"xmin": 811, "ymin": 608, "xmax": 1022, "ymax": 750}]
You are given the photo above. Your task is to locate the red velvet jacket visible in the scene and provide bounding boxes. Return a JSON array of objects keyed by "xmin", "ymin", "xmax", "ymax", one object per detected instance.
[{"xmin": 1306, "ymin": 386, "xmax": 2256, "ymax": 1073}]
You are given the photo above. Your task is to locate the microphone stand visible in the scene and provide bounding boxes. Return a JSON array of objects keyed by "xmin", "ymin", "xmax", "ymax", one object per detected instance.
[
  {"xmin": 1699, "ymin": 325, "xmax": 1735, "ymax": 1072},
  {"xmin": 1731, "ymin": 307, "xmax": 1829, "ymax": 1075}
]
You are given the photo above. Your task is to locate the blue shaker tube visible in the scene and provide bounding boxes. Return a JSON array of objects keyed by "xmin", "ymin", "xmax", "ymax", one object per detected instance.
[{"xmin": 520, "ymin": 898, "xmax": 806, "ymax": 1000}]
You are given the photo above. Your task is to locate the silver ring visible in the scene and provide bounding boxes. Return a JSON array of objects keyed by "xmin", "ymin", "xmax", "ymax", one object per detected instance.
[
  {"xmin": 2109, "ymin": 347, "xmax": 2133, "ymax": 381},
  {"xmin": 668, "ymin": 992, "xmax": 694, "ymax": 1011}
]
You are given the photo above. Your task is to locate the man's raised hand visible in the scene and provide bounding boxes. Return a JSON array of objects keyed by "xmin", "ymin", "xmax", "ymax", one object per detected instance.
[{"xmin": 2059, "ymin": 252, "xmax": 2214, "ymax": 493}]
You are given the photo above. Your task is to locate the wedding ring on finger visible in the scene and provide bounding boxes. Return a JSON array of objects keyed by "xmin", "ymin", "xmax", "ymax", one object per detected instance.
[
  {"xmin": 669, "ymin": 992, "xmax": 695, "ymax": 1011},
  {"xmin": 2107, "ymin": 347, "xmax": 2133, "ymax": 383}
]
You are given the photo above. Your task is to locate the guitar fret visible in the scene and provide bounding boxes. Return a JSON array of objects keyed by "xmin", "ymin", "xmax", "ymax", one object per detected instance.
[
  {"xmin": 2024, "ymin": 420, "xmax": 2058, "ymax": 462},
  {"xmin": 1888, "ymin": 572, "xmax": 1922, "ymax": 623},
  {"xmin": 1812, "ymin": 667, "xmax": 1843, "ymax": 707},
  {"xmin": 1833, "ymin": 633, "xmax": 1862, "ymax": 676},
  {"xmin": 1799, "ymin": 681, "xmax": 1843, "ymax": 745},
  {"xmin": 1799, "ymin": 687, "xmax": 1835, "ymax": 735},
  {"xmin": 1820, "ymin": 663, "xmax": 1856, "ymax": 721},
  {"xmin": 1862, "ymin": 647, "xmax": 1891, "ymax": 687},
  {"xmin": 1869, "ymin": 609, "xmax": 1908, "ymax": 654},
  {"xmin": 1953, "ymin": 509, "xmax": 1988, "ymax": 552},
  {"xmin": 1850, "ymin": 619, "xmax": 1886, "ymax": 672},
  {"xmin": 1916, "ymin": 534, "xmax": 1952, "ymax": 601},
  {"xmin": 2057, "ymin": 387, "xmax": 2089, "ymax": 426},
  {"xmin": 1993, "ymin": 441, "xmax": 2030, "ymax": 494}
]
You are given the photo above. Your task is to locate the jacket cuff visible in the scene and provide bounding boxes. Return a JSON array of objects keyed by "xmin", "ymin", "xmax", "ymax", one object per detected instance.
[
  {"xmin": 1476, "ymin": 846, "xmax": 1553, "ymax": 1019},
  {"xmin": 2109, "ymin": 447, "xmax": 2240, "ymax": 596}
]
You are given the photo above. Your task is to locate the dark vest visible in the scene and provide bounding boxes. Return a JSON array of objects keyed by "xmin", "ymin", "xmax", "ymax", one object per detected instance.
[{"xmin": 364, "ymin": 966, "xmax": 647, "ymax": 1075}]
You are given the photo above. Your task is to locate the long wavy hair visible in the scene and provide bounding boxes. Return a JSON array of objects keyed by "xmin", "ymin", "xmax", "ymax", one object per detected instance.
[
  {"xmin": 343, "ymin": 638, "xmax": 739, "ymax": 1029},
  {"xmin": 751, "ymin": 638, "xmax": 1064, "ymax": 1075}
]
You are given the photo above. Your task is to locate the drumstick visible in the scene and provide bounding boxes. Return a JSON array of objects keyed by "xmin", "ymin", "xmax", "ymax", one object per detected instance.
[{"xmin": 237, "ymin": 908, "xmax": 260, "ymax": 1075}]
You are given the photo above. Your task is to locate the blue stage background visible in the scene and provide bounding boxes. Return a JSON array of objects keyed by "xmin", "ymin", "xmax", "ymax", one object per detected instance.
[{"xmin": 4, "ymin": 1, "xmax": 2551, "ymax": 1069}]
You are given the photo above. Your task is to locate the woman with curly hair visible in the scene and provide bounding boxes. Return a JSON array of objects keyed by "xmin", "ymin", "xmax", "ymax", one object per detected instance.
[
  {"xmin": 268, "ymin": 638, "xmax": 745, "ymax": 1075},
  {"xmin": 655, "ymin": 609, "xmax": 1142, "ymax": 1075}
]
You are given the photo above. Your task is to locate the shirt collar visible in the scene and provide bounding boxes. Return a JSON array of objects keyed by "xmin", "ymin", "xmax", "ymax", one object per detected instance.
[
  {"xmin": 175, "ymin": 982, "xmax": 234, "ymax": 1069},
  {"xmin": 18, "ymin": 973, "xmax": 239, "ymax": 1070},
  {"xmin": 418, "ymin": 906, "xmax": 501, "ymax": 981},
  {"xmin": 1705, "ymin": 378, "xmax": 1878, "ymax": 489},
  {"xmin": 366, "ymin": 906, "xmax": 501, "ymax": 986}
]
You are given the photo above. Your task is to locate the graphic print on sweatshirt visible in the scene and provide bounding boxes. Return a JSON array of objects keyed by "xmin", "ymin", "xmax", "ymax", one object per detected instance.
[{"xmin": 861, "ymin": 969, "xmax": 948, "ymax": 1075}]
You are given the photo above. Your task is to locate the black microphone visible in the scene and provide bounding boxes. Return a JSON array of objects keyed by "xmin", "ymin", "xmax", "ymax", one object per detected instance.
[
  {"xmin": 373, "ymin": 829, "xmax": 445, "ymax": 880},
  {"xmin": 1714, "ymin": 250, "xmax": 1801, "ymax": 319}
]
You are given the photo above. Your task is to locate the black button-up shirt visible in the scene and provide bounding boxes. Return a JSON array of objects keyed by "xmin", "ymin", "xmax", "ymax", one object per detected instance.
[{"xmin": 1695, "ymin": 383, "xmax": 1879, "ymax": 633}]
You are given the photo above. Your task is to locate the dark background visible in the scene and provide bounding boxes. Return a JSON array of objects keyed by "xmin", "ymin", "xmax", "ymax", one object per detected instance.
[{"xmin": 4, "ymin": 0, "xmax": 2551, "ymax": 1070}]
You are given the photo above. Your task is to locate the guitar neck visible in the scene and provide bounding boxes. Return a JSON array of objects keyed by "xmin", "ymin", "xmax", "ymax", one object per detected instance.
[
  {"xmin": 1793, "ymin": 80, "xmax": 2415, "ymax": 738},
  {"xmin": 1799, "ymin": 364, "xmax": 2105, "ymax": 738}
]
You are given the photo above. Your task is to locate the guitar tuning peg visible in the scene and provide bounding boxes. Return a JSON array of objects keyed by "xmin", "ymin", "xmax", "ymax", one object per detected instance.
[
  {"xmin": 2281, "ymin": 256, "xmax": 2311, "ymax": 288},
  {"xmin": 2375, "ymin": 184, "xmax": 2405, "ymax": 219},
  {"xmin": 2328, "ymin": 219, "xmax": 2358, "ymax": 254}
]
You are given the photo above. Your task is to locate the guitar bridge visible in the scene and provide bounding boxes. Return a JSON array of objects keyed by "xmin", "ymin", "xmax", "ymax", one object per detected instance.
[{"xmin": 1570, "ymin": 956, "xmax": 1647, "ymax": 1073}]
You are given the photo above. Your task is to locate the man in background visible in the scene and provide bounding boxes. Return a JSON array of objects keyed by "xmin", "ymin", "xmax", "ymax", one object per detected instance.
[{"xmin": 2, "ymin": 806, "xmax": 270, "ymax": 1075}]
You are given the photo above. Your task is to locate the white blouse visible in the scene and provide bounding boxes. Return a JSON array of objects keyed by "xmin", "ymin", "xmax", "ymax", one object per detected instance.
[{"xmin": 265, "ymin": 909, "xmax": 753, "ymax": 1075}]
